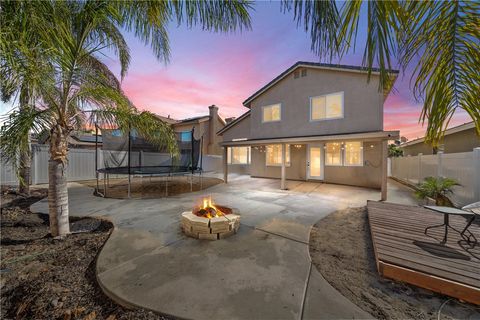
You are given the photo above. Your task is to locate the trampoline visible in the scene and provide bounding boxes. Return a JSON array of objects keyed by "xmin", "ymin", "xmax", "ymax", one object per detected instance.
[{"xmin": 94, "ymin": 125, "xmax": 204, "ymax": 198}]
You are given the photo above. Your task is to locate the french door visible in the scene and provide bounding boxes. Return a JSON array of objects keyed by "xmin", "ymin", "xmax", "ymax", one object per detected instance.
[{"xmin": 307, "ymin": 144, "xmax": 324, "ymax": 180}]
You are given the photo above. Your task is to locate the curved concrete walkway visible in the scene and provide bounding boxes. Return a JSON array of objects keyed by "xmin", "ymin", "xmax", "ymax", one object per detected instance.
[{"xmin": 31, "ymin": 175, "xmax": 417, "ymax": 319}]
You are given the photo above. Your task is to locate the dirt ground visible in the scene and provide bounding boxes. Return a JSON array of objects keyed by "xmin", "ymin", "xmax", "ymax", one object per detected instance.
[
  {"xmin": 309, "ymin": 207, "xmax": 480, "ymax": 320},
  {"xmin": 1, "ymin": 187, "xmax": 174, "ymax": 320},
  {"xmin": 80, "ymin": 176, "xmax": 223, "ymax": 199}
]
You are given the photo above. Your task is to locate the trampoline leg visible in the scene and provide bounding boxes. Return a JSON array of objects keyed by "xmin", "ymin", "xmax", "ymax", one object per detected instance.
[
  {"xmin": 104, "ymin": 173, "xmax": 107, "ymax": 197},
  {"xmin": 190, "ymin": 174, "xmax": 193, "ymax": 192}
]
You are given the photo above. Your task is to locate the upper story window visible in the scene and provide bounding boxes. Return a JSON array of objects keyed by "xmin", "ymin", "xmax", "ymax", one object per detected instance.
[
  {"xmin": 227, "ymin": 147, "xmax": 251, "ymax": 165},
  {"xmin": 179, "ymin": 131, "xmax": 192, "ymax": 142},
  {"xmin": 266, "ymin": 144, "xmax": 290, "ymax": 166},
  {"xmin": 262, "ymin": 104, "xmax": 281, "ymax": 122},
  {"xmin": 310, "ymin": 92, "xmax": 344, "ymax": 121}
]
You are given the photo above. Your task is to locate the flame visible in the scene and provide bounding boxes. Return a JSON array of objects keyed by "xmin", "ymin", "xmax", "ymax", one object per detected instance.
[{"xmin": 197, "ymin": 196, "xmax": 223, "ymax": 218}]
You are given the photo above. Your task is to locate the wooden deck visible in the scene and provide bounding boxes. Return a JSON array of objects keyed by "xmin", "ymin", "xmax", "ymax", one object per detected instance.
[{"xmin": 367, "ymin": 201, "xmax": 480, "ymax": 305}]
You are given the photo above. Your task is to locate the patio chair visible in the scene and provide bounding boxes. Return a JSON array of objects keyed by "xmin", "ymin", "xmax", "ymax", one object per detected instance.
[{"xmin": 424, "ymin": 201, "xmax": 480, "ymax": 245}]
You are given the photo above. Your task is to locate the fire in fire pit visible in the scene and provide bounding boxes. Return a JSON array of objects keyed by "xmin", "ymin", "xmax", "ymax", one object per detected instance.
[
  {"xmin": 181, "ymin": 197, "xmax": 240, "ymax": 240},
  {"xmin": 193, "ymin": 197, "xmax": 232, "ymax": 218}
]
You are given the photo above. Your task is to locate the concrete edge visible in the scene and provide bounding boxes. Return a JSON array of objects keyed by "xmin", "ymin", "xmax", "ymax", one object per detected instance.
[
  {"xmin": 305, "ymin": 207, "xmax": 374, "ymax": 319},
  {"xmin": 93, "ymin": 223, "xmax": 192, "ymax": 320}
]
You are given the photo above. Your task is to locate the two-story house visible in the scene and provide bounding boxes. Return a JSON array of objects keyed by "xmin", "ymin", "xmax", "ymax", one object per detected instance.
[{"xmin": 217, "ymin": 62, "xmax": 400, "ymax": 200}]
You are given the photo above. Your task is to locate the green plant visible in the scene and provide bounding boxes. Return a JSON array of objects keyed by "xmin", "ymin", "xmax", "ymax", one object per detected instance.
[
  {"xmin": 388, "ymin": 144, "xmax": 403, "ymax": 157},
  {"xmin": 282, "ymin": 0, "xmax": 480, "ymax": 147},
  {"xmin": 415, "ymin": 177, "xmax": 460, "ymax": 206},
  {"xmin": 0, "ymin": 0, "xmax": 252, "ymax": 237}
]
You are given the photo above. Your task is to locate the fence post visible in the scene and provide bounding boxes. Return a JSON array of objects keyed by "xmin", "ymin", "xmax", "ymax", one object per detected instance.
[
  {"xmin": 474, "ymin": 148, "xmax": 480, "ymax": 201},
  {"xmin": 418, "ymin": 153, "xmax": 422, "ymax": 182},
  {"xmin": 437, "ymin": 151, "xmax": 443, "ymax": 178},
  {"xmin": 32, "ymin": 146, "xmax": 38, "ymax": 185}
]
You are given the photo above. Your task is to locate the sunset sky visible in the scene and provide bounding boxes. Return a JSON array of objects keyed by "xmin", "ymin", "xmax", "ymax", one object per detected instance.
[{"xmin": 0, "ymin": 1, "xmax": 472, "ymax": 140}]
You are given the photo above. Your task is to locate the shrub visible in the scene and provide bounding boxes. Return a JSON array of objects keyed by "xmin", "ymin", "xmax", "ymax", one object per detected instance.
[{"xmin": 415, "ymin": 177, "xmax": 460, "ymax": 206}]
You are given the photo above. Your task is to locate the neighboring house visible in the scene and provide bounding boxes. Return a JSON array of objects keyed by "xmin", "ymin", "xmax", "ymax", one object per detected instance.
[
  {"xmin": 401, "ymin": 122, "xmax": 479, "ymax": 156},
  {"xmin": 218, "ymin": 61, "xmax": 400, "ymax": 199},
  {"xmin": 37, "ymin": 130, "xmax": 102, "ymax": 149},
  {"xmin": 153, "ymin": 105, "xmax": 226, "ymax": 156}
]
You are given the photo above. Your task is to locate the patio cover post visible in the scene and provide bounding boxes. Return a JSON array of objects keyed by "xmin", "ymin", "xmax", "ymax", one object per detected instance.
[
  {"xmin": 381, "ymin": 139, "xmax": 388, "ymax": 201},
  {"xmin": 223, "ymin": 146, "xmax": 228, "ymax": 183},
  {"xmin": 281, "ymin": 143, "xmax": 286, "ymax": 190}
]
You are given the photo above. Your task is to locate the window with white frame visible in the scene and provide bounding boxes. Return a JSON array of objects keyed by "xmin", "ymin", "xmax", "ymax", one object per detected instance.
[
  {"xmin": 262, "ymin": 104, "xmax": 281, "ymax": 122},
  {"xmin": 310, "ymin": 92, "xmax": 344, "ymax": 121},
  {"xmin": 344, "ymin": 141, "xmax": 363, "ymax": 166},
  {"xmin": 325, "ymin": 142, "xmax": 342, "ymax": 165},
  {"xmin": 266, "ymin": 144, "xmax": 290, "ymax": 166},
  {"xmin": 325, "ymin": 141, "xmax": 364, "ymax": 166},
  {"xmin": 227, "ymin": 147, "xmax": 251, "ymax": 165}
]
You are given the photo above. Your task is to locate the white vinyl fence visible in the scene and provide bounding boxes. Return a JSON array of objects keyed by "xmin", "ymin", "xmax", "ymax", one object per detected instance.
[
  {"xmin": 390, "ymin": 148, "xmax": 480, "ymax": 207},
  {"xmin": 1, "ymin": 145, "xmax": 223, "ymax": 186}
]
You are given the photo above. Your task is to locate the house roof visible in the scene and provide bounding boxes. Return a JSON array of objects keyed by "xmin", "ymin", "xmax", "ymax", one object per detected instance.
[
  {"xmin": 70, "ymin": 133, "xmax": 103, "ymax": 144},
  {"xmin": 243, "ymin": 61, "xmax": 400, "ymax": 107},
  {"xmin": 400, "ymin": 121, "xmax": 477, "ymax": 147},
  {"xmin": 221, "ymin": 130, "xmax": 400, "ymax": 146},
  {"xmin": 151, "ymin": 113, "xmax": 179, "ymax": 124},
  {"xmin": 176, "ymin": 115, "xmax": 210, "ymax": 125},
  {"xmin": 217, "ymin": 110, "xmax": 250, "ymax": 135}
]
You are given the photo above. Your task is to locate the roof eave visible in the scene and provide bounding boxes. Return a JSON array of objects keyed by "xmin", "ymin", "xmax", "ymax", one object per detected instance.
[{"xmin": 243, "ymin": 62, "xmax": 399, "ymax": 107}]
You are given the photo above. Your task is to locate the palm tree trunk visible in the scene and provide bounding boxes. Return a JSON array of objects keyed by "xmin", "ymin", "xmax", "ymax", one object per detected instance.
[
  {"xmin": 48, "ymin": 124, "xmax": 70, "ymax": 237},
  {"xmin": 18, "ymin": 89, "xmax": 31, "ymax": 195},
  {"xmin": 18, "ymin": 138, "xmax": 31, "ymax": 195}
]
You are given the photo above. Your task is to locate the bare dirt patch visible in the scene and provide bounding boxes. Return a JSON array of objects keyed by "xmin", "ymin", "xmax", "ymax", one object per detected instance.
[
  {"xmin": 309, "ymin": 207, "xmax": 480, "ymax": 319},
  {"xmin": 80, "ymin": 176, "xmax": 223, "ymax": 199},
  {"xmin": 1, "ymin": 188, "xmax": 173, "ymax": 320}
]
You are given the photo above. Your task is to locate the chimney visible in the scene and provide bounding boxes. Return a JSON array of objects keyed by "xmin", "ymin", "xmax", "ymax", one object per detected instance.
[
  {"xmin": 208, "ymin": 105, "xmax": 219, "ymax": 154},
  {"xmin": 225, "ymin": 117, "xmax": 236, "ymax": 124}
]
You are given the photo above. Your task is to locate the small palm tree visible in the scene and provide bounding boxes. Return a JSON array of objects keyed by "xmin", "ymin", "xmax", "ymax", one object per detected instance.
[
  {"xmin": 415, "ymin": 177, "xmax": 460, "ymax": 207},
  {"xmin": 0, "ymin": 0, "xmax": 252, "ymax": 237}
]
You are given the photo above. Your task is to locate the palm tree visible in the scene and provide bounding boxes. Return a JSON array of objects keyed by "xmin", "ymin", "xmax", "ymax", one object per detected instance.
[
  {"xmin": 0, "ymin": 1, "xmax": 51, "ymax": 195},
  {"xmin": 0, "ymin": 0, "xmax": 252, "ymax": 237},
  {"xmin": 283, "ymin": 0, "xmax": 479, "ymax": 146}
]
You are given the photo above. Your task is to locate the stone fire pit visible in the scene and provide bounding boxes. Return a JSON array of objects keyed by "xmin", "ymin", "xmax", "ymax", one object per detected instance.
[{"xmin": 181, "ymin": 198, "xmax": 240, "ymax": 240}]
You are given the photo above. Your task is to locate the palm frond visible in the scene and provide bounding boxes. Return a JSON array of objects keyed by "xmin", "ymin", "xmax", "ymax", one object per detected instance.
[
  {"xmin": 399, "ymin": 1, "xmax": 479, "ymax": 145},
  {"xmin": 282, "ymin": 0, "xmax": 340, "ymax": 60},
  {"xmin": 0, "ymin": 107, "xmax": 52, "ymax": 166}
]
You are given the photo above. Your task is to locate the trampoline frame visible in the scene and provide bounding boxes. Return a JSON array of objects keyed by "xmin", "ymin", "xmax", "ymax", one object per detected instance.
[{"xmin": 94, "ymin": 125, "xmax": 204, "ymax": 198}]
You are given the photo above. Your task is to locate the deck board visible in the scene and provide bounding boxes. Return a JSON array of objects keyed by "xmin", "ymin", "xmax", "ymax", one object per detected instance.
[{"xmin": 367, "ymin": 201, "xmax": 480, "ymax": 305}]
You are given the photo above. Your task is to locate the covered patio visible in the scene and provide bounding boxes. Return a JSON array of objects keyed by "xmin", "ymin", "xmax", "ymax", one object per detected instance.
[{"xmin": 222, "ymin": 130, "xmax": 398, "ymax": 200}]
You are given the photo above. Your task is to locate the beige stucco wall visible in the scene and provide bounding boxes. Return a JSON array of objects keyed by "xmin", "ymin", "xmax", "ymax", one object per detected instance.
[
  {"xmin": 208, "ymin": 115, "xmax": 225, "ymax": 155},
  {"xmin": 247, "ymin": 140, "xmax": 382, "ymax": 189},
  {"xmin": 228, "ymin": 164, "xmax": 251, "ymax": 175},
  {"xmin": 248, "ymin": 68, "xmax": 383, "ymax": 139},
  {"xmin": 324, "ymin": 141, "xmax": 382, "ymax": 188},
  {"xmin": 174, "ymin": 122, "xmax": 209, "ymax": 155},
  {"xmin": 402, "ymin": 127, "xmax": 480, "ymax": 156},
  {"xmin": 250, "ymin": 144, "xmax": 307, "ymax": 180},
  {"xmin": 221, "ymin": 114, "xmax": 251, "ymax": 142}
]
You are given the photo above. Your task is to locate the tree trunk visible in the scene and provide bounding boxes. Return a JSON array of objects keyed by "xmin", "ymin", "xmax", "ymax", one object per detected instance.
[
  {"xmin": 48, "ymin": 159, "xmax": 70, "ymax": 237},
  {"xmin": 18, "ymin": 89, "xmax": 31, "ymax": 195},
  {"xmin": 18, "ymin": 141, "xmax": 31, "ymax": 195},
  {"xmin": 48, "ymin": 124, "xmax": 70, "ymax": 237}
]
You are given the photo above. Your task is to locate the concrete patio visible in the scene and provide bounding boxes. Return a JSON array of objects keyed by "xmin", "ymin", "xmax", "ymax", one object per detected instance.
[{"xmin": 31, "ymin": 175, "xmax": 418, "ymax": 320}]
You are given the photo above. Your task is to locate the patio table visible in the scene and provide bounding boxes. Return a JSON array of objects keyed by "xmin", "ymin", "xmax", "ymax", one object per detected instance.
[{"xmin": 424, "ymin": 205, "xmax": 477, "ymax": 244}]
